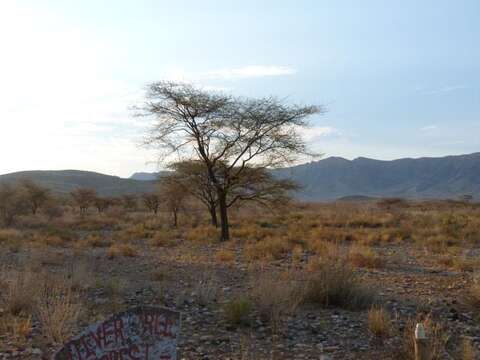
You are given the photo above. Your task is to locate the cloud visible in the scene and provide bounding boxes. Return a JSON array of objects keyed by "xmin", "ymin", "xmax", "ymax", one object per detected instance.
[
  {"xmin": 299, "ymin": 126, "xmax": 340, "ymax": 141},
  {"xmin": 420, "ymin": 125, "xmax": 438, "ymax": 131},
  {"xmin": 164, "ymin": 65, "xmax": 296, "ymax": 82},
  {"xmin": 203, "ymin": 65, "xmax": 297, "ymax": 80},
  {"xmin": 418, "ymin": 85, "xmax": 468, "ymax": 95}
]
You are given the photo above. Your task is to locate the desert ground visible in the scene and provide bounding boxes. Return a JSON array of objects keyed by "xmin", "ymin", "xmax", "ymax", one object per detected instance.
[{"xmin": 1, "ymin": 199, "xmax": 480, "ymax": 359}]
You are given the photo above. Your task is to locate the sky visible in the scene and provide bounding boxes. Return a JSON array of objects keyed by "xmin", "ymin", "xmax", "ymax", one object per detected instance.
[{"xmin": 0, "ymin": 0, "xmax": 479, "ymax": 177}]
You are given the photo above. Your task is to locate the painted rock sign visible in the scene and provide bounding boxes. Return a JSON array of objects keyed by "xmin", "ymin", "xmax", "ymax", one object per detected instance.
[{"xmin": 53, "ymin": 306, "xmax": 181, "ymax": 360}]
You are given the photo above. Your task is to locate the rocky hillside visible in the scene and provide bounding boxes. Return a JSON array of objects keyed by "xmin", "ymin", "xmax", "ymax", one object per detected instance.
[
  {"xmin": 0, "ymin": 170, "xmax": 155, "ymax": 196},
  {"xmin": 273, "ymin": 153, "xmax": 480, "ymax": 201}
]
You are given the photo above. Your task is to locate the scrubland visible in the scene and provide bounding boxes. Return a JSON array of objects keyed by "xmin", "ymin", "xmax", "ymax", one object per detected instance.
[{"xmin": 1, "ymin": 199, "xmax": 480, "ymax": 359}]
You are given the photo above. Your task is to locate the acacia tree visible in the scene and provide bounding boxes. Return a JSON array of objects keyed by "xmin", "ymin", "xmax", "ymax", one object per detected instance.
[
  {"xmin": 168, "ymin": 160, "xmax": 219, "ymax": 227},
  {"xmin": 93, "ymin": 197, "xmax": 113, "ymax": 213},
  {"xmin": 21, "ymin": 180, "xmax": 50, "ymax": 215},
  {"xmin": 122, "ymin": 194, "xmax": 138, "ymax": 211},
  {"xmin": 142, "ymin": 193, "xmax": 161, "ymax": 214},
  {"xmin": 70, "ymin": 188, "xmax": 96, "ymax": 214},
  {"xmin": 159, "ymin": 175, "xmax": 188, "ymax": 228},
  {"xmin": 0, "ymin": 184, "xmax": 30, "ymax": 226},
  {"xmin": 170, "ymin": 160, "xmax": 297, "ymax": 227},
  {"xmin": 140, "ymin": 81, "xmax": 321, "ymax": 240}
]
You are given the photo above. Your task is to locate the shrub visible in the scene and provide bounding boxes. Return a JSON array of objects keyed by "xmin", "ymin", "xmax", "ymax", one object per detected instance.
[
  {"xmin": 186, "ymin": 225, "xmax": 219, "ymax": 243},
  {"xmin": 107, "ymin": 244, "xmax": 138, "ymax": 259},
  {"xmin": 0, "ymin": 314, "xmax": 32, "ymax": 345},
  {"xmin": 304, "ymin": 260, "xmax": 376, "ymax": 310},
  {"xmin": 149, "ymin": 231, "xmax": 178, "ymax": 247},
  {"xmin": 4, "ymin": 269, "xmax": 40, "ymax": 315},
  {"xmin": 215, "ymin": 248, "xmax": 236, "ymax": 263},
  {"xmin": 348, "ymin": 245, "xmax": 385, "ymax": 269},
  {"xmin": 249, "ymin": 271, "xmax": 305, "ymax": 330},
  {"xmin": 0, "ymin": 229, "xmax": 22, "ymax": 243},
  {"xmin": 466, "ymin": 274, "xmax": 480, "ymax": 308},
  {"xmin": 244, "ymin": 236, "xmax": 290, "ymax": 261},
  {"xmin": 193, "ymin": 272, "xmax": 219, "ymax": 306},
  {"xmin": 224, "ymin": 297, "xmax": 252, "ymax": 326},
  {"xmin": 84, "ymin": 233, "xmax": 112, "ymax": 248},
  {"xmin": 36, "ymin": 277, "xmax": 82, "ymax": 344},
  {"xmin": 462, "ymin": 337, "xmax": 476, "ymax": 360},
  {"xmin": 367, "ymin": 305, "xmax": 390, "ymax": 338},
  {"xmin": 0, "ymin": 184, "xmax": 30, "ymax": 226}
]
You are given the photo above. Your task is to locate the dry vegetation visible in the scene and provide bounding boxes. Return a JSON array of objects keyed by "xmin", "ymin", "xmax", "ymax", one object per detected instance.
[{"xmin": 1, "ymin": 192, "xmax": 480, "ymax": 359}]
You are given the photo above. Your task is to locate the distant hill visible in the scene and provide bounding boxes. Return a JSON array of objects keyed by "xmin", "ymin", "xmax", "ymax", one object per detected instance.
[
  {"xmin": 130, "ymin": 171, "xmax": 170, "ymax": 181},
  {"xmin": 273, "ymin": 152, "xmax": 480, "ymax": 201},
  {"xmin": 2, "ymin": 153, "xmax": 479, "ymax": 200},
  {"xmin": 0, "ymin": 170, "xmax": 156, "ymax": 197},
  {"xmin": 336, "ymin": 195, "xmax": 377, "ymax": 202}
]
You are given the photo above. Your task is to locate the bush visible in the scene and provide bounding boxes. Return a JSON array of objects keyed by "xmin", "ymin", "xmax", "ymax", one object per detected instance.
[
  {"xmin": 215, "ymin": 248, "xmax": 236, "ymax": 262},
  {"xmin": 249, "ymin": 271, "xmax": 304, "ymax": 330},
  {"xmin": 0, "ymin": 184, "xmax": 30, "ymax": 226},
  {"xmin": 36, "ymin": 277, "xmax": 82, "ymax": 344},
  {"xmin": 466, "ymin": 274, "xmax": 480, "ymax": 308},
  {"xmin": 244, "ymin": 236, "xmax": 290, "ymax": 261},
  {"xmin": 186, "ymin": 226, "xmax": 219, "ymax": 243},
  {"xmin": 348, "ymin": 245, "xmax": 385, "ymax": 269},
  {"xmin": 304, "ymin": 260, "xmax": 376, "ymax": 310},
  {"xmin": 0, "ymin": 229, "xmax": 22, "ymax": 243},
  {"xmin": 3, "ymin": 269, "xmax": 40, "ymax": 315},
  {"xmin": 368, "ymin": 305, "xmax": 390, "ymax": 338},
  {"xmin": 224, "ymin": 297, "xmax": 252, "ymax": 326},
  {"xmin": 84, "ymin": 233, "xmax": 112, "ymax": 248},
  {"xmin": 149, "ymin": 231, "xmax": 178, "ymax": 247},
  {"xmin": 107, "ymin": 244, "xmax": 138, "ymax": 259}
]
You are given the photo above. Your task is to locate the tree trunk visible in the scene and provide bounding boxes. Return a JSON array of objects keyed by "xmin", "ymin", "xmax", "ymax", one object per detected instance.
[
  {"xmin": 209, "ymin": 204, "xmax": 218, "ymax": 227},
  {"xmin": 218, "ymin": 191, "xmax": 229, "ymax": 241},
  {"xmin": 173, "ymin": 209, "xmax": 178, "ymax": 228}
]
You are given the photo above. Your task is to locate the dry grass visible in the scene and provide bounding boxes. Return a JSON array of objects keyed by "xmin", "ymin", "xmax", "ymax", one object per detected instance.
[
  {"xmin": 215, "ymin": 248, "xmax": 236, "ymax": 263},
  {"xmin": 348, "ymin": 245, "xmax": 385, "ymax": 269},
  {"xmin": 186, "ymin": 225, "xmax": 220, "ymax": 243},
  {"xmin": 304, "ymin": 259, "xmax": 376, "ymax": 310},
  {"xmin": 0, "ymin": 314, "xmax": 32, "ymax": 345},
  {"xmin": 249, "ymin": 271, "xmax": 305, "ymax": 331},
  {"xmin": 84, "ymin": 233, "xmax": 112, "ymax": 248},
  {"xmin": 394, "ymin": 318, "xmax": 450, "ymax": 360},
  {"xmin": 115, "ymin": 224, "xmax": 153, "ymax": 242},
  {"xmin": 149, "ymin": 231, "xmax": 178, "ymax": 247},
  {"xmin": 462, "ymin": 337, "xmax": 477, "ymax": 360},
  {"xmin": 367, "ymin": 305, "xmax": 391, "ymax": 338},
  {"xmin": 193, "ymin": 272, "xmax": 220, "ymax": 306},
  {"xmin": 465, "ymin": 274, "xmax": 480, "ymax": 308},
  {"xmin": 3, "ymin": 268, "xmax": 41, "ymax": 315},
  {"xmin": 36, "ymin": 276, "xmax": 82, "ymax": 344},
  {"xmin": 244, "ymin": 236, "xmax": 291, "ymax": 261},
  {"xmin": 224, "ymin": 297, "xmax": 252, "ymax": 326},
  {"xmin": 107, "ymin": 243, "xmax": 139, "ymax": 258},
  {"xmin": 0, "ymin": 228, "xmax": 22, "ymax": 243}
]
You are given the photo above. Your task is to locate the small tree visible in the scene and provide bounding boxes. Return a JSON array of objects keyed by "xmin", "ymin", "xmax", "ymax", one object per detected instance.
[
  {"xmin": 70, "ymin": 188, "xmax": 96, "ymax": 214},
  {"xmin": 20, "ymin": 180, "xmax": 50, "ymax": 215},
  {"xmin": 159, "ymin": 176, "xmax": 188, "ymax": 228},
  {"xmin": 93, "ymin": 197, "xmax": 112, "ymax": 213},
  {"xmin": 140, "ymin": 81, "xmax": 321, "ymax": 240},
  {"xmin": 142, "ymin": 193, "xmax": 161, "ymax": 214},
  {"xmin": 169, "ymin": 160, "xmax": 219, "ymax": 226},
  {"xmin": 121, "ymin": 194, "xmax": 138, "ymax": 212},
  {"xmin": 43, "ymin": 198, "xmax": 64, "ymax": 220},
  {"xmin": 227, "ymin": 166, "xmax": 298, "ymax": 209},
  {"xmin": 0, "ymin": 184, "xmax": 29, "ymax": 226}
]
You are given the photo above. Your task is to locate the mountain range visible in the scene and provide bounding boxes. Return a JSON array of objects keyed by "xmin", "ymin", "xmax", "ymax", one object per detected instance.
[
  {"xmin": 1, "ymin": 153, "xmax": 479, "ymax": 201},
  {"xmin": 0, "ymin": 170, "xmax": 156, "ymax": 197}
]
